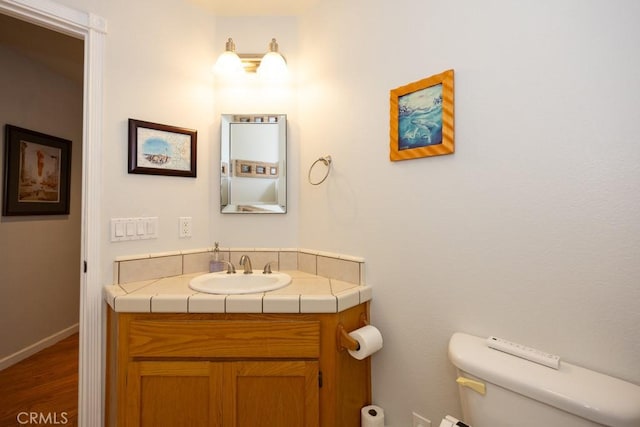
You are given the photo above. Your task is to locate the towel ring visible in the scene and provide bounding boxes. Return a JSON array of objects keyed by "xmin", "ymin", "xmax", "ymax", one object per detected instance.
[{"xmin": 308, "ymin": 155, "xmax": 332, "ymax": 185}]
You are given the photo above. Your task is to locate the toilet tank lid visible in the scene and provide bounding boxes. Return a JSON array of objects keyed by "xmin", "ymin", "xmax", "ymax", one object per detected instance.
[{"xmin": 448, "ymin": 332, "xmax": 640, "ymax": 427}]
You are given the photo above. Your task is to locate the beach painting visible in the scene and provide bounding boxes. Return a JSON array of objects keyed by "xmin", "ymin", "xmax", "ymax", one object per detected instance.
[
  {"xmin": 398, "ymin": 83, "xmax": 443, "ymax": 150},
  {"xmin": 137, "ymin": 127, "xmax": 191, "ymax": 171}
]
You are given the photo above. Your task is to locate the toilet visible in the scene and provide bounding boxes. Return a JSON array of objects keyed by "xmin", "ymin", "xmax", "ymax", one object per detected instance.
[{"xmin": 446, "ymin": 332, "xmax": 640, "ymax": 427}]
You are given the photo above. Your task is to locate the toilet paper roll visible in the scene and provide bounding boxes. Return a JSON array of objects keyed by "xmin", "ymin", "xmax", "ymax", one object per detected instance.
[
  {"xmin": 348, "ymin": 325, "xmax": 383, "ymax": 360},
  {"xmin": 361, "ymin": 404, "xmax": 384, "ymax": 427}
]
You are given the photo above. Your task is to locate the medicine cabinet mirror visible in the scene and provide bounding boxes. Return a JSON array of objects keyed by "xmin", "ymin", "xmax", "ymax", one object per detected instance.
[{"xmin": 220, "ymin": 114, "xmax": 287, "ymax": 213}]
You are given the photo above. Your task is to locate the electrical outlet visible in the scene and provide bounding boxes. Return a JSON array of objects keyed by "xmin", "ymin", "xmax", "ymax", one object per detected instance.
[
  {"xmin": 413, "ymin": 412, "xmax": 431, "ymax": 427},
  {"xmin": 179, "ymin": 216, "xmax": 192, "ymax": 238}
]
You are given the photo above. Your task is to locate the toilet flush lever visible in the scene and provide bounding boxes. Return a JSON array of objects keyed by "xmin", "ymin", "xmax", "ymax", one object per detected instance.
[{"xmin": 456, "ymin": 376, "xmax": 486, "ymax": 395}]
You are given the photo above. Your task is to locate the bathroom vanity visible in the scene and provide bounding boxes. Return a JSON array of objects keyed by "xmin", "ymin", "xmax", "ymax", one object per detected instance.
[
  {"xmin": 106, "ymin": 305, "xmax": 369, "ymax": 426},
  {"xmin": 104, "ymin": 250, "xmax": 373, "ymax": 427}
]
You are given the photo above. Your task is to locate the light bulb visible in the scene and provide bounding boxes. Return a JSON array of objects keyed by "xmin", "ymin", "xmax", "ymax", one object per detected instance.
[
  {"xmin": 213, "ymin": 38, "xmax": 244, "ymax": 77},
  {"xmin": 257, "ymin": 38, "xmax": 289, "ymax": 81}
]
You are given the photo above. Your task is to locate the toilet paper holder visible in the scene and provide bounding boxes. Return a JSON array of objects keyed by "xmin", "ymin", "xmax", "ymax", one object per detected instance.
[{"xmin": 336, "ymin": 313, "xmax": 369, "ymax": 352}]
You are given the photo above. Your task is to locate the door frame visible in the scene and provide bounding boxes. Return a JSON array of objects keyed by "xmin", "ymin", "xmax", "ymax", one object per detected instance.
[{"xmin": 0, "ymin": 0, "xmax": 106, "ymax": 425}]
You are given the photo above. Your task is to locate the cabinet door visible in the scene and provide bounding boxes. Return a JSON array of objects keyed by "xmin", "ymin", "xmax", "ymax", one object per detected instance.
[
  {"xmin": 125, "ymin": 361, "xmax": 223, "ymax": 427},
  {"xmin": 224, "ymin": 361, "xmax": 319, "ymax": 427}
]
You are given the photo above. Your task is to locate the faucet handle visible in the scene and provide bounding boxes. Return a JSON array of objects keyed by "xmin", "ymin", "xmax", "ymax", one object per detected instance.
[
  {"xmin": 263, "ymin": 261, "xmax": 278, "ymax": 274},
  {"xmin": 221, "ymin": 260, "xmax": 236, "ymax": 274}
]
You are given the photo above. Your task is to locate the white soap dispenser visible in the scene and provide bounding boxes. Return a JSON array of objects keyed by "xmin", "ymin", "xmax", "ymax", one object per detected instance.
[{"xmin": 209, "ymin": 242, "xmax": 225, "ymax": 272}]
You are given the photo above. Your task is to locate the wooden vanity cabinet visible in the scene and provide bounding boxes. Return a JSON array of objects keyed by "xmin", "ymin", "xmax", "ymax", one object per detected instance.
[{"xmin": 105, "ymin": 303, "xmax": 371, "ymax": 427}]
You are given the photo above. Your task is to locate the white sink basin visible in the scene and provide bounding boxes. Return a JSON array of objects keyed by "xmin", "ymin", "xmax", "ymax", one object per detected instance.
[{"xmin": 189, "ymin": 270, "xmax": 292, "ymax": 295}]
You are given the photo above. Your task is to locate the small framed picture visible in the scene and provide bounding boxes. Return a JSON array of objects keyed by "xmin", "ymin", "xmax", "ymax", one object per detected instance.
[
  {"xmin": 390, "ymin": 69, "xmax": 454, "ymax": 161},
  {"xmin": 128, "ymin": 119, "xmax": 197, "ymax": 177},
  {"xmin": 3, "ymin": 125, "xmax": 72, "ymax": 216}
]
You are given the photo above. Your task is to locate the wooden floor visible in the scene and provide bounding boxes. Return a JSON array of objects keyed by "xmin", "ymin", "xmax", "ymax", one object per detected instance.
[{"xmin": 0, "ymin": 333, "xmax": 78, "ymax": 427}]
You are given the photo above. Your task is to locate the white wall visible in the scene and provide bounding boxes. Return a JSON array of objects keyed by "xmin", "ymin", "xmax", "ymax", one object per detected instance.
[
  {"xmin": 211, "ymin": 16, "xmax": 299, "ymax": 246},
  {"xmin": 0, "ymin": 44, "xmax": 82, "ymax": 359},
  {"xmin": 26, "ymin": 0, "xmax": 640, "ymax": 424},
  {"xmin": 97, "ymin": 0, "xmax": 221, "ymax": 283},
  {"xmin": 50, "ymin": 0, "xmax": 220, "ymax": 284},
  {"xmin": 297, "ymin": 0, "xmax": 640, "ymax": 425},
  {"xmin": 51, "ymin": 0, "xmax": 301, "ymax": 282}
]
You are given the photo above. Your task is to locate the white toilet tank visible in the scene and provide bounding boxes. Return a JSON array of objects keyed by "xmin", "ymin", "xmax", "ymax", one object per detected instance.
[{"xmin": 448, "ymin": 332, "xmax": 640, "ymax": 427}]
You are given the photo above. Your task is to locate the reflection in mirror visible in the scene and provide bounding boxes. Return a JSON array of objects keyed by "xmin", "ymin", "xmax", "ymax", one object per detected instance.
[{"xmin": 220, "ymin": 114, "xmax": 286, "ymax": 213}]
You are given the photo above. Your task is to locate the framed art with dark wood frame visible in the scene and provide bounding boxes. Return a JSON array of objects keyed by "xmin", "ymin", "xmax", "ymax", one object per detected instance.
[
  {"xmin": 390, "ymin": 69, "xmax": 454, "ymax": 161},
  {"xmin": 3, "ymin": 125, "xmax": 72, "ymax": 216},
  {"xmin": 128, "ymin": 119, "xmax": 197, "ymax": 177}
]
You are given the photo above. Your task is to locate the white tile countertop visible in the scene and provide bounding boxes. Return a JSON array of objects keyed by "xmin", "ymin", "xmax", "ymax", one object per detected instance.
[{"xmin": 104, "ymin": 270, "xmax": 372, "ymax": 314}]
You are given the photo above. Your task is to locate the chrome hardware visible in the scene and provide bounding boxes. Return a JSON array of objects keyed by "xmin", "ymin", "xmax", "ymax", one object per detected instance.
[
  {"xmin": 220, "ymin": 260, "xmax": 236, "ymax": 274},
  {"xmin": 239, "ymin": 255, "xmax": 253, "ymax": 274},
  {"xmin": 263, "ymin": 261, "xmax": 278, "ymax": 274}
]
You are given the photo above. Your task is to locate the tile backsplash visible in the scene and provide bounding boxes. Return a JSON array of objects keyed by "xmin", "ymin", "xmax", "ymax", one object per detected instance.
[{"xmin": 114, "ymin": 248, "xmax": 365, "ymax": 286}]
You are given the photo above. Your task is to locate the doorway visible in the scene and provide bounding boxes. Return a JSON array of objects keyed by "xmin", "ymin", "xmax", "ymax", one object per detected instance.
[
  {"xmin": 0, "ymin": 12, "xmax": 83, "ymax": 425},
  {"xmin": 0, "ymin": 1, "xmax": 106, "ymax": 425}
]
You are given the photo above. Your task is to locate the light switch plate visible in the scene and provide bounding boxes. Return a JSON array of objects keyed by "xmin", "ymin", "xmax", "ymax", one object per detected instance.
[{"xmin": 111, "ymin": 217, "xmax": 158, "ymax": 242}]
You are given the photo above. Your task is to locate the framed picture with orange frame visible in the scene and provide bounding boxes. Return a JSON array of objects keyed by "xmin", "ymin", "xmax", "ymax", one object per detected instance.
[{"xmin": 390, "ymin": 69, "xmax": 455, "ymax": 161}]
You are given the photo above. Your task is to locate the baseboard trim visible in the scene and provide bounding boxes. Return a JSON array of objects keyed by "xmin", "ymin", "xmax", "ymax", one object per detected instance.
[{"xmin": 0, "ymin": 323, "xmax": 79, "ymax": 371}]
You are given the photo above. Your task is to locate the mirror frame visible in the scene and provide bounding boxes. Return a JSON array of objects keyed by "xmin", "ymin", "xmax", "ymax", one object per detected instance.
[{"xmin": 220, "ymin": 114, "xmax": 287, "ymax": 214}]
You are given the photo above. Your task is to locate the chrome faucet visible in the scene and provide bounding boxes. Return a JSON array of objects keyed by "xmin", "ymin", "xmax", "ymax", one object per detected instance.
[{"xmin": 239, "ymin": 255, "xmax": 253, "ymax": 274}]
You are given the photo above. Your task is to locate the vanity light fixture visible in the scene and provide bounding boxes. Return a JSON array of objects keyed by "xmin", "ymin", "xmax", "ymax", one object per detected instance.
[{"xmin": 214, "ymin": 37, "xmax": 288, "ymax": 79}]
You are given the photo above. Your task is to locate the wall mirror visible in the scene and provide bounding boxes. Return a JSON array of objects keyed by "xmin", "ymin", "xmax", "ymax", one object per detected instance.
[{"xmin": 220, "ymin": 114, "xmax": 287, "ymax": 213}]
